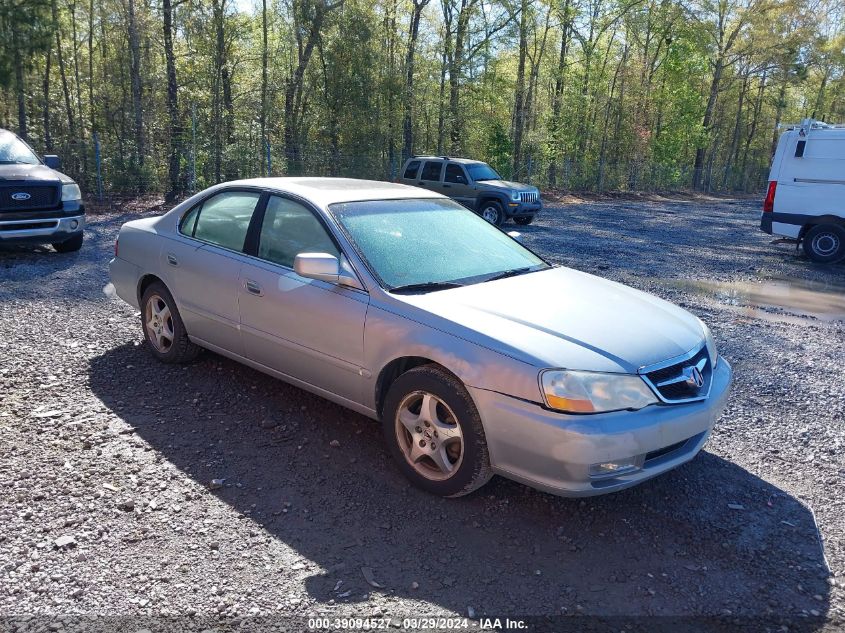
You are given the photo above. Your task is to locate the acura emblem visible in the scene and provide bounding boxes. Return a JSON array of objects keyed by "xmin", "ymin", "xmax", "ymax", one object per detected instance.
[
  {"xmin": 11, "ymin": 192, "xmax": 31, "ymax": 201},
  {"xmin": 683, "ymin": 365, "xmax": 705, "ymax": 389}
]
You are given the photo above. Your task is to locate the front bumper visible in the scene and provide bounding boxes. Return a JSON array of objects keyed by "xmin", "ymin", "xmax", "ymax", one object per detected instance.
[
  {"xmin": 471, "ymin": 358, "xmax": 732, "ymax": 497},
  {"xmin": 507, "ymin": 201, "xmax": 542, "ymax": 218},
  {"xmin": 0, "ymin": 214, "xmax": 85, "ymax": 245}
]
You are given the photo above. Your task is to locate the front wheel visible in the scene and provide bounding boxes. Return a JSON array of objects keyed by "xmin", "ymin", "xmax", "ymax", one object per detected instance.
[
  {"xmin": 513, "ymin": 216, "xmax": 534, "ymax": 226},
  {"xmin": 802, "ymin": 224, "xmax": 845, "ymax": 264},
  {"xmin": 382, "ymin": 365, "xmax": 492, "ymax": 497},
  {"xmin": 479, "ymin": 201, "xmax": 504, "ymax": 226},
  {"xmin": 53, "ymin": 233, "xmax": 83, "ymax": 253}
]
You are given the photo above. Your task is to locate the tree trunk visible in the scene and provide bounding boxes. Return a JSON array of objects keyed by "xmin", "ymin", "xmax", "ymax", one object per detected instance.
[
  {"xmin": 547, "ymin": 0, "xmax": 571, "ymax": 186},
  {"xmin": 43, "ymin": 47, "xmax": 53, "ymax": 151},
  {"xmin": 448, "ymin": 0, "xmax": 475, "ymax": 154},
  {"xmin": 692, "ymin": 54, "xmax": 723, "ymax": 190},
  {"xmin": 163, "ymin": 0, "xmax": 181, "ymax": 201},
  {"xmin": 13, "ymin": 35, "xmax": 27, "ymax": 141},
  {"xmin": 261, "ymin": 0, "xmax": 269, "ymax": 175},
  {"xmin": 402, "ymin": 0, "xmax": 429, "ymax": 162},
  {"xmin": 511, "ymin": 0, "xmax": 528, "ymax": 178},
  {"xmin": 52, "ymin": 0, "xmax": 77, "ymax": 164},
  {"xmin": 127, "ymin": 0, "xmax": 144, "ymax": 169}
]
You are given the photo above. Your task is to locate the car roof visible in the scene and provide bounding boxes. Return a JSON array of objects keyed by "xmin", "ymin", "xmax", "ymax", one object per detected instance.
[
  {"xmin": 408, "ymin": 156, "xmax": 485, "ymax": 165},
  {"xmin": 222, "ymin": 177, "xmax": 444, "ymax": 207}
]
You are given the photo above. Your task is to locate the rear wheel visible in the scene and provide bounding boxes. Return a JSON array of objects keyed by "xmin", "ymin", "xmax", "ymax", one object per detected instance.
[
  {"xmin": 52, "ymin": 233, "xmax": 83, "ymax": 253},
  {"xmin": 479, "ymin": 201, "xmax": 504, "ymax": 226},
  {"xmin": 802, "ymin": 224, "xmax": 845, "ymax": 264},
  {"xmin": 382, "ymin": 365, "xmax": 492, "ymax": 497},
  {"xmin": 140, "ymin": 282, "xmax": 201, "ymax": 363},
  {"xmin": 513, "ymin": 216, "xmax": 534, "ymax": 226}
]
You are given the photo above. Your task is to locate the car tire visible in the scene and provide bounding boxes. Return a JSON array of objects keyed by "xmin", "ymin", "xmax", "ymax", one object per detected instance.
[
  {"xmin": 802, "ymin": 224, "xmax": 845, "ymax": 264},
  {"xmin": 140, "ymin": 282, "xmax": 201, "ymax": 364},
  {"xmin": 382, "ymin": 364, "xmax": 493, "ymax": 497},
  {"xmin": 479, "ymin": 201, "xmax": 504, "ymax": 226},
  {"xmin": 513, "ymin": 216, "xmax": 534, "ymax": 226},
  {"xmin": 52, "ymin": 233, "xmax": 83, "ymax": 253}
]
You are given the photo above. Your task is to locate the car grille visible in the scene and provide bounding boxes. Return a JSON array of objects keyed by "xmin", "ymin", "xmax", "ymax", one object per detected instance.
[
  {"xmin": 519, "ymin": 191, "xmax": 539, "ymax": 204},
  {"xmin": 640, "ymin": 345, "xmax": 712, "ymax": 403},
  {"xmin": 0, "ymin": 185, "xmax": 61, "ymax": 212}
]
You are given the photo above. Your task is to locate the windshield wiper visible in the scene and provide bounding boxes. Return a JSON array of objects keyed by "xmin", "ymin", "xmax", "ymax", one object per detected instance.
[
  {"xmin": 389, "ymin": 281, "xmax": 464, "ymax": 294},
  {"xmin": 484, "ymin": 267, "xmax": 538, "ymax": 282}
]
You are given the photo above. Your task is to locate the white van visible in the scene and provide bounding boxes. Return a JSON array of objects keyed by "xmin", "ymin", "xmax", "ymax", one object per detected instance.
[{"xmin": 761, "ymin": 119, "xmax": 845, "ymax": 264}]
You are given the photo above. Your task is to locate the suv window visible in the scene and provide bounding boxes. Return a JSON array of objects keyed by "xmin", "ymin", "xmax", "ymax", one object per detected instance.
[
  {"xmin": 188, "ymin": 191, "xmax": 261, "ymax": 252},
  {"xmin": 444, "ymin": 164, "xmax": 468, "ymax": 184},
  {"xmin": 257, "ymin": 196, "xmax": 340, "ymax": 269},
  {"xmin": 420, "ymin": 161, "xmax": 443, "ymax": 182},
  {"xmin": 403, "ymin": 160, "xmax": 421, "ymax": 180}
]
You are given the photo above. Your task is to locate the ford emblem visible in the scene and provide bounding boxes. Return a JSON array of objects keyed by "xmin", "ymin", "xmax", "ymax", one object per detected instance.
[{"xmin": 11, "ymin": 192, "xmax": 31, "ymax": 201}]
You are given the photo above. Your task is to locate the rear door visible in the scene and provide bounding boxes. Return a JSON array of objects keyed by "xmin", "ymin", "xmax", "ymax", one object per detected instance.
[
  {"xmin": 418, "ymin": 160, "xmax": 445, "ymax": 194},
  {"xmin": 443, "ymin": 163, "xmax": 473, "ymax": 207},
  {"xmin": 401, "ymin": 160, "xmax": 421, "ymax": 186},
  {"xmin": 237, "ymin": 194, "xmax": 369, "ymax": 404},
  {"xmin": 164, "ymin": 189, "xmax": 264, "ymax": 355}
]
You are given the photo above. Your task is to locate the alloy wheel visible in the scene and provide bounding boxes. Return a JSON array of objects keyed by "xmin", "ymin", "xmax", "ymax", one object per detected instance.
[
  {"xmin": 145, "ymin": 294, "xmax": 175, "ymax": 353},
  {"xmin": 395, "ymin": 391, "xmax": 464, "ymax": 481}
]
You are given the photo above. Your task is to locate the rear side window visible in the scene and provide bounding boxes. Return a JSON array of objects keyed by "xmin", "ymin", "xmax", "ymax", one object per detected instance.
[
  {"xmin": 420, "ymin": 161, "xmax": 443, "ymax": 182},
  {"xmin": 187, "ymin": 191, "xmax": 262, "ymax": 252},
  {"xmin": 403, "ymin": 160, "xmax": 421, "ymax": 179},
  {"xmin": 257, "ymin": 196, "xmax": 340, "ymax": 269},
  {"xmin": 444, "ymin": 164, "xmax": 468, "ymax": 184}
]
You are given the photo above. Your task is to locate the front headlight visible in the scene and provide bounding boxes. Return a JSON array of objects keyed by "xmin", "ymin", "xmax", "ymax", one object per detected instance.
[
  {"xmin": 699, "ymin": 319, "xmax": 719, "ymax": 367},
  {"xmin": 511, "ymin": 190, "xmax": 521, "ymax": 201},
  {"xmin": 62, "ymin": 183, "xmax": 82, "ymax": 201},
  {"xmin": 540, "ymin": 370, "xmax": 658, "ymax": 414}
]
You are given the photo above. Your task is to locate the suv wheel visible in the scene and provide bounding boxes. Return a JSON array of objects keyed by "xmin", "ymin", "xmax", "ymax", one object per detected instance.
[
  {"xmin": 382, "ymin": 364, "xmax": 493, "ymax": 497},
  {"xmin": 52, "ymin": 233, "xmax": 83, "ymax": 253},
  {"xmin": 480, "ymin": 201, "xmax": 504, "ymax": 226},
  {"xmin": 802, "ymin": 224, "xmax": 845, "ymax": 264}
]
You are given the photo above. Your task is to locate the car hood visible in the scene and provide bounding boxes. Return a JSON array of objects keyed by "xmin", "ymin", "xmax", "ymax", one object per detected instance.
[
  {"xmin": 478, "ymin": 179, "xmax": 537, "ymax": 192},
  {"xmin": 392, "ymin": 267, "xmax": 705, "ymax": 373},
  {"xmin": 0, "ymin": 163, "xmax": 70, "ymax": 183}
]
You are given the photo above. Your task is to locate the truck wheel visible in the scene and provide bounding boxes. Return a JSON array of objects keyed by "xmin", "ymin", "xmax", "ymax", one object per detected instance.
[
  {"xmin": 480, "ymin": 201, "xmax": 504, "ymax": 226},
  {"xmin": 514, "ymin": 216, "xmax": 534, "ymax": 226},
  {"xmin": 802, "ymin": 224, "xmax": 845, "ymax": 264},
  {"xmin": 52, "ymin": 233, "xmax": 83, "ymax": 253}
]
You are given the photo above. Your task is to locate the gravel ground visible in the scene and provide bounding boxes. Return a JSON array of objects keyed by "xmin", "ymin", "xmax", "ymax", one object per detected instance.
[{"xmin": 1, "ymin": 195, "xmax": 843, "ymax": 631}]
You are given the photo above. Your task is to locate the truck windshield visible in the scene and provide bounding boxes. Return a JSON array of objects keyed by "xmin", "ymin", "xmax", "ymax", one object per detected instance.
[
  {"xmin": 0, "ymin": 132, "xmax": 41, "ymax": 165},
  {"xmin": 330, "ymin": 198, "xmax": 548, "ymax": 290},
  {"xmin": 466, "ymin": 163, "xmax": 501, "ymax": 181}
]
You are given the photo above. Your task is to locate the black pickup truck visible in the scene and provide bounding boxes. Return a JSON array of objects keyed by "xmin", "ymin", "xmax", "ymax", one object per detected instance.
[{"xmin": 0, "ymin": 129, "xmax": 84, "ymax": 252}]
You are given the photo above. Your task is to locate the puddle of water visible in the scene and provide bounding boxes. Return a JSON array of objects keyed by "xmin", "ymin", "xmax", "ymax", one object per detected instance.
[{"xmin": 663, "ymin": 277, "xmax": 845, "ymax": 324}]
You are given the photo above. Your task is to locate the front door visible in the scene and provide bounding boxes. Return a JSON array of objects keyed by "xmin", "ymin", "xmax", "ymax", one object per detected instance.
[
  {"xmin": 443, "ymin": 163, "xmax": 474, "ymax": 207},
  {"xmin": 238, "ymin": 195, "xmax": 369, "ymax": 404}
]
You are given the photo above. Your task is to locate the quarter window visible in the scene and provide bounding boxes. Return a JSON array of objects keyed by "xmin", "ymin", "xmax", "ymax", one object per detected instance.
[
  {"xmin": 403, "ymin": 160, "xmax": 421, "ymax": 180},
  {"xmin": 420, "ymin": 161, "xmax": 443, "ymax": 182},
  {"xmin": 444, "ymin": 164, "xmax": 468, "ymax": 184},
  {"xmin": 189, "ymin": 191, "xmax": 261, "ymax": 252},
  {"xmin": 257, "ymin": 196, "xmax": 340, "ymax": 269}
]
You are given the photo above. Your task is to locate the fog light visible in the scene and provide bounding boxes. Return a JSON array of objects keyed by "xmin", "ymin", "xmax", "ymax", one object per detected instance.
[
  {"xmin": 70, "ymin": 220, "xmax": 79, "ymax": 230},
  {"xmin": 589, "ymin": 459, "xmax": 639, "ymax": 479}
]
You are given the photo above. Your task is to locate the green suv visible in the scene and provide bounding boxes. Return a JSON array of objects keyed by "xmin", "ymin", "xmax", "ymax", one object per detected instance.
[{"xmin": 399, "ymin": 156, "xmax": 541, "ymax": 226}]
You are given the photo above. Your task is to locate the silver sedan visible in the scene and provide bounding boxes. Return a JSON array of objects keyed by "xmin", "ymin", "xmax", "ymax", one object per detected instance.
[{"xmin": 109, "ymin": 178, "xmax": 732, "ymax": 498}]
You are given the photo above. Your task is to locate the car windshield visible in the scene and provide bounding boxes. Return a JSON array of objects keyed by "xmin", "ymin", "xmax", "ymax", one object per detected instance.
[
  {"xmin": 466, "ymin": 163, "xmax": 501, "ymax": 181},
  {"xmin": 330, "ymin": 198, "xmax": 548, "ymax": 290},
  {"xmin": 0, "ymin": 132, "xmax": 40, "ymax": 165}
]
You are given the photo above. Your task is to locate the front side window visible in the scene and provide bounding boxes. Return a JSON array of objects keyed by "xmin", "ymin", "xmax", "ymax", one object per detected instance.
[
  {"xmin": 444, "ymin": 164, "xmax": 468, "ymax": 184},
  {"xmin": 420, "ymin": 161, "xmax": 443, "ymax": 182},
  {"xmin": 331, "ymin": 198, "xmax": 547, "ymax": 289},
  {"xmin": 257, "ymin": 196, "xmax": 340, "ymax": 269},
  {"xmin": 403, "ymin": 160, "xmax": 421, "ymax": 179},
  {"xmin": 189, "ymin": 191, "xmax": 261, "ymax": 252},
  {"xmin": 0, "ymin": 131, "xmax": 40, "ymax": 165}
]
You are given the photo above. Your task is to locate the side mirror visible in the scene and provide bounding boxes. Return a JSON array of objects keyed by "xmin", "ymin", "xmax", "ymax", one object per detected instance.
[
  {"xmin": 294, "ymin": 253, "xmax": 340, "ymax": 283},
  {"xmin": 43, "ymin": 155, "xmax": 61, "ymax": 170}
]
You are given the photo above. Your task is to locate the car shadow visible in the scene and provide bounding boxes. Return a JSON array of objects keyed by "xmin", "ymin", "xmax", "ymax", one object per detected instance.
[{"xmin": 87, "ymin": 343, "xmax": 831, "ymax": 625}]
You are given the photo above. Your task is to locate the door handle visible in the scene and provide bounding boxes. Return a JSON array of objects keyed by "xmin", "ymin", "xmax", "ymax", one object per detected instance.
[
  {"xmin": 166, "ymin": 253, "xmax": 178, "ymax": 266},
  {"xmin": 244, "ymin": 279, "xmax": 263, "ymax": 296}
]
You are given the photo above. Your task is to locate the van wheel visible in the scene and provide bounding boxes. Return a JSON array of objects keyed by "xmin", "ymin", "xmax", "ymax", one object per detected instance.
[{"xmin": 802, "ymin": 224, "xmax": 845, "ymax": 264}]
